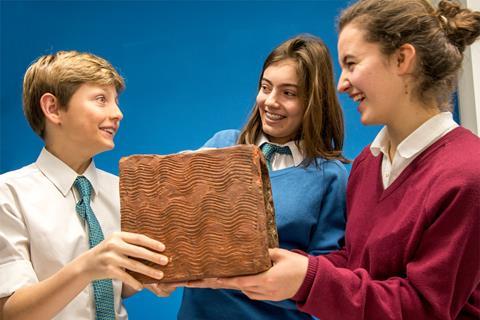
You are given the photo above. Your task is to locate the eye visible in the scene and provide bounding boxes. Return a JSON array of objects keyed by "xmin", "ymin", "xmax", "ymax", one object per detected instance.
[
  {"xmin": 96, "ymin": 95, "xmax": 106, "ymax": 104},
  {"xmin": 260, "ymin": 84, "xmax": 271, "ymax": 93},
  {"xmin": 346, "ymin": 61, "xmax": 356, "ymax": 71},
  {"xmin": 284, "ymin": 90, "xmax": 297, "ymax": 97}
]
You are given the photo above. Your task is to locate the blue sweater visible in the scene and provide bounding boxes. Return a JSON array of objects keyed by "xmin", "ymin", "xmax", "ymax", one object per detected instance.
[{"xmin": 179, "ymin": 130, "xmax": 347, "ymax": 320}]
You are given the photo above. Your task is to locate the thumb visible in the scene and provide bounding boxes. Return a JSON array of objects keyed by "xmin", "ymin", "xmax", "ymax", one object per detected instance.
[{"xmin": 268, "ymin": 248, "xmax": 284, "ymax": 262}]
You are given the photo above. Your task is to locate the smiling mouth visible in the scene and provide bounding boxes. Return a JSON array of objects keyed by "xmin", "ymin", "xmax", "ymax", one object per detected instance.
[
  {"xmin": 265, "ymin": 111, "xmax": 286, "ymax": 121},
  {"xmin": 350, "ymin": 93, "xmax": 366, "ymax": 102},
  {"xmin": 100, "ymin": 127, "xmax": 116, "ymax": 136}
]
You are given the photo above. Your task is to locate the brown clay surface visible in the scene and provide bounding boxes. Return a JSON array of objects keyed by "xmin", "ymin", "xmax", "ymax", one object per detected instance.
[{"xmin": 120, "ymin": 145, "xmax": 278, "ymax": 283}]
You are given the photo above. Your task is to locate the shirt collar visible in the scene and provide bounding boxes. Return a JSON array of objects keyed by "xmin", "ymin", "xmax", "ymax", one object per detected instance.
[
  {"xmin": 370, "ymin": 126, "xmax": 390, "ymax": 157},
  {"xmin": 370, "ymin": 112, "xmax": 458, "ymax": 159},
  {"xmin": 36, "ymin": 148, "xmax": 99, "ymax": 197},
  {"xmin": 256, "ymin": 133, "xmax": 305, "ymax": 167}
]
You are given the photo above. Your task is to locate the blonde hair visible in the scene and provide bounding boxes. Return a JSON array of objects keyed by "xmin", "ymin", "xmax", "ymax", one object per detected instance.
[
  {"xmin": 23, "ymin": 50, "xmax": 125, "ymax": 138},
  {"xmin": 238, "ymin": 35, "xmax": 348, "ymax": 165}
]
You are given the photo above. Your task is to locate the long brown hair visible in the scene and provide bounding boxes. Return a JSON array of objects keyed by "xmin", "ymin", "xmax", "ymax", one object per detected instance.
[
  {"xmin": 338, "ymin": 0, "xmax": 480, "ymax": 110},
  {"xmin": 238, "ymin": 35, "xmax": 348, "ymax": 165}
]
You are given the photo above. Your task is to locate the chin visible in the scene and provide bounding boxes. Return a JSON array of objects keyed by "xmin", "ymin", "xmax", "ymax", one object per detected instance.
[
  {"xmin": 96, "ymin": 143, "xmax": 115, "ymax": 155},
  {"xmin": 360, "ymin": 117, "xmax": 371, "ymax": 125},
  {"xmin": 262, "ymin": 125, "xmax": 275, "ymax": 136},
  {"xmin": 359, "ymin": 113, "xmax": 376, "ymax": 126},
  {"xmin": 104, "ymin": 143, "xmax": 115, "ymax": 151},
  {"xmin": 263, "ymin": 128, "xmax": 283, "ymax": 140}
]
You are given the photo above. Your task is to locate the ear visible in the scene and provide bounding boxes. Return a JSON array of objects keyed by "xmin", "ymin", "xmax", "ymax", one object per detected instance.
[
  {"xmin": 395, "ymin": 44, "xmax": 416, "ymax": 76},
  {"xmin": 39, "ymin": 93, "xmax": 62, "ymax": 125}
]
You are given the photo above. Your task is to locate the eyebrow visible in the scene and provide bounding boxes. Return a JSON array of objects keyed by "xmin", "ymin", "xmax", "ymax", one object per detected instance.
[
  {"xmin": 340, "ymin": 54, "xmax": 355, "ymax": 66},
  {"xmin": 261, "ymin": 77, "xmax": 298, "ymax": 88},
  {"xmin": 96, "ymin": 86, "xmax": 117, "ymax": 96}
]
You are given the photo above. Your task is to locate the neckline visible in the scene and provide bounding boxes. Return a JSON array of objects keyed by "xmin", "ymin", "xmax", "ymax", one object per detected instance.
[
  {"xmin": 269, "ymin": 165, "xmax": 299, "ymax": 178},
  {"xmin": 376, "ymin": 126, "xmax": 463, "ymax": 200},
  {"xmin": 268, "ymin": 158, "xmax": 328, "ymax": 178}
]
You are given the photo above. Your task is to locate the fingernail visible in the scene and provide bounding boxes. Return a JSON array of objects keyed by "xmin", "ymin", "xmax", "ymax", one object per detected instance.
[
  {"xmin": 157, "ymin": 271, "xmax": 164, "ymax": 279},
  {"xmin": 159, "ymin": 256, "xmax": 168, "ymax": 265}
]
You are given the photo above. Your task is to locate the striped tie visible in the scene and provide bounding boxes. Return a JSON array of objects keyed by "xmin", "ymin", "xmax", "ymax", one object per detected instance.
[
  {"xmin": 74, "ymin": 176, "xmax": 116, "ymax": 320},
  {"xmin": 261, "ymin": 143, "xmax": 292, "ymax": 171}
]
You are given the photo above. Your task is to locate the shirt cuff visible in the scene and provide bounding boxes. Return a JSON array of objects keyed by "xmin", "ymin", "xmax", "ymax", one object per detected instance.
[
  {"xmin": 0, "ymin": 260, "xmax": 38, "ymax": 298},
  {"xmin": 291, "ymin": 254, "xmax": 318, "ymax": 303}
]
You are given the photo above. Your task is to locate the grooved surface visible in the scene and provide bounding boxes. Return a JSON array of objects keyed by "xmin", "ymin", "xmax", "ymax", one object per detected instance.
[{"xmin": 120, "ymin": 145, "xmax": 278, "ymax": 283}]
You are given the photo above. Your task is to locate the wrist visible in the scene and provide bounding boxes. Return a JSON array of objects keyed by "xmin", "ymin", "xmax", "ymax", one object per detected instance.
[
  {"xmin": 69, "ymin": 251, "xmax": 95, "ymax": 286},
  {"xmin": 291, "ymin": 255, "xmax": 318, "ymax": 303}
]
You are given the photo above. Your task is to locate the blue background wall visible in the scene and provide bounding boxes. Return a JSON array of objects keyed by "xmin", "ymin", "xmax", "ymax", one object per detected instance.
[{"xmin": 1, "ymin": 1, "xmax": 382, "ymax": 318}]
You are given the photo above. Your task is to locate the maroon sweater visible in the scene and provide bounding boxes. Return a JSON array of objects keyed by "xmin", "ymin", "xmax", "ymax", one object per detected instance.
[{"xmin": 293, "ymin": 127, "xmax": 480, "ymax": 319}]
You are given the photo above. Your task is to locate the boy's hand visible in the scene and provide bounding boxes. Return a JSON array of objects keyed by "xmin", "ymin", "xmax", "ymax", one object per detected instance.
[
  {"xmin": 78, "ymin": 231, "xmax": 168, "ymax": 291},
  {"xmin": 145, "ymin": 282, "xmax": 185, "ymax": 297}
]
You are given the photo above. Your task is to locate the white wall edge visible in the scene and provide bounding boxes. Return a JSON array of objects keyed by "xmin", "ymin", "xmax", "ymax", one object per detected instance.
[{"xmin": 457, "ymin": 0, "xmax": 480, "ymax": 136}]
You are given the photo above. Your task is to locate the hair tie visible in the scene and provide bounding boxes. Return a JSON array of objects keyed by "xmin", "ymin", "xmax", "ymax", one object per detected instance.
[{"xmin": 440, "ymin": 15, "xmax": 448, "ymax": 25}]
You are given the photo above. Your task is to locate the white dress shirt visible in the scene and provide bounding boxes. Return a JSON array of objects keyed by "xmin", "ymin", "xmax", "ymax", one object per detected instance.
[
  {"xmin": 370, "ymin": 112, "xmax": 458, "ymax": 188},
  {"xmin": 0, "ymin": 148, "xmax": 127, "ymax": 320},
  {"xmin": 256, "ymin": 133, "xmax": 304, "ymax": 171}
]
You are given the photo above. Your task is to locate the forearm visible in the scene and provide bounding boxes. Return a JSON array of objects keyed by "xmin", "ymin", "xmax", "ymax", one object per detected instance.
[
  {"xmin": 2, "ymin": 258, "xmax": 90, "ymax": 320},
  {"xmin": 0, "ymin": 230, "xmax": 168, "ymax": 319},
  {"xmin": 294, "ymin": 256, "xmax": 426, "ymax": 319},
  {"xmin": 294, "ymin": 254, "xmax": 477, "ymax": 320},
  {"xmin": 322, "ymin": 247, "xmax": 348, "ymax": 267}
]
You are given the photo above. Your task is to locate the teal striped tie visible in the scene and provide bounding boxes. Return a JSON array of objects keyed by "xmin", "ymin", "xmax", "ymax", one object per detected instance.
[
  {"xmin": 74, "ymin": 176, "xmax": 116, "ymax": 320},
  {"xmin": 261, "ymin": 143, "xmax": 292, "ymax": 171}
]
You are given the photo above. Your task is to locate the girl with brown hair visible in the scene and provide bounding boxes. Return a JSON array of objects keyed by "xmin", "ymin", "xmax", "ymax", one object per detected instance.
[
  {"xmin": 179, "ymin": 34, "xmax": 349, "ymax": 320},
  {"xmin": 187, "ymin": 1, "xmax": 480, "ymax": 319}
]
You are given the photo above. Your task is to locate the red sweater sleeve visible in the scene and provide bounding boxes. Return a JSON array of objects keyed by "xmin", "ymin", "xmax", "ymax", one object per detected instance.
[
  {"xmin": 292, "ymin": 179, "xmax": 480, "ymax": 320},
  {"xmin": 322, "ymin": 246, "xmax": 348, "ymax": 267}
]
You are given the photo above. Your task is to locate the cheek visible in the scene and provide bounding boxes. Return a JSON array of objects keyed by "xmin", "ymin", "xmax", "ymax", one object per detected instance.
[
  {"xmin": 349, "ymin": 64, "xmax": 373, "ymax": 90},
  {"xmin": 287, "ymin": 103, "xmax": 304, "ymax": 131},
  {"xmin": 292, "ymin": 114, "xmax": 304, "ymax": 131},
  {"xmin": 349, "ymin": 71, "xmax": 363, "ymax": 89},
  {"xmin": 256, "ymin": 93, "xmax": 266, "ymax": 109},
  {"xmin": 288, "ymin": 101, "xmax": 304, "ymax": 119}
]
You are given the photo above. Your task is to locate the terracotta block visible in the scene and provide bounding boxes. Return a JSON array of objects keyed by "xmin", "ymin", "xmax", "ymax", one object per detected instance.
[{"xmin": 120, "ymin": 145, "xmax": 278, "ymax": 283}]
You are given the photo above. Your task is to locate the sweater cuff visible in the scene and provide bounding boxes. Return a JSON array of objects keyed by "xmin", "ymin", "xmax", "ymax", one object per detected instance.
[
  {"xmin": 291, "ymin": 249, "xmax": 308, "ymax": 256},
  {"xmin": 291, "ymin": 255, "xmax": 318, "ymax": 303}
]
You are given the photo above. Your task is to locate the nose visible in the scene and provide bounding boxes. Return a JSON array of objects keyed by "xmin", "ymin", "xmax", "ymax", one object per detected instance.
[
  {"xmin": 337, "ymin": 71, "xmax": 351, "ymax": 93},
  {"xmin": 111, "ymin": 102, "xmax": 123, "ymax": 122},
  {"xmin": 264, "ymin": 91, "xmax": 279, "ymax": 108}
]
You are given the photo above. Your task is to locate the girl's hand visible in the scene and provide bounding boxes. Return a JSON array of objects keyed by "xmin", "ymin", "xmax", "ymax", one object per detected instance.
[{"xmin": 186, "ymin": 248, "xmax": 308, "ymax": 301}]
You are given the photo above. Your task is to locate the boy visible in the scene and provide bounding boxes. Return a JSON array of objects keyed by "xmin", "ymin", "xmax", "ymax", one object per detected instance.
[{"xmin": 0, "ymin": 51, "xmax": 170, "ymax": 320}]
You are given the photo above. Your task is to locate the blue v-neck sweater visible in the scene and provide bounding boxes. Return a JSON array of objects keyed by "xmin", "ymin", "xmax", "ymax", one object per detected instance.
[{"xmin": 179, "ymin": 130, "xmax": 347, "ymax": 320}]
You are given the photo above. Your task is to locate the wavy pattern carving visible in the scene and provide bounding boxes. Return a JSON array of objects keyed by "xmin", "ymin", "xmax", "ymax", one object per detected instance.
[{"xmin": 120, "ymin": 145, "xmax": 278, "ymax": 283}]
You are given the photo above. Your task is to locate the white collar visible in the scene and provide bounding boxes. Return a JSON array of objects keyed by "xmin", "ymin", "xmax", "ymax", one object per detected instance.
[
  {"xmin": 36, "ymin": 147, "xmax": 99, "ymax": 197},
  {"xmin": 370, "ymin": 112, "xmax": 458, "ymax": 159},
  {"xmin": 256, "ymin": 133, "xmax": 305, "ymax": 167}
]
